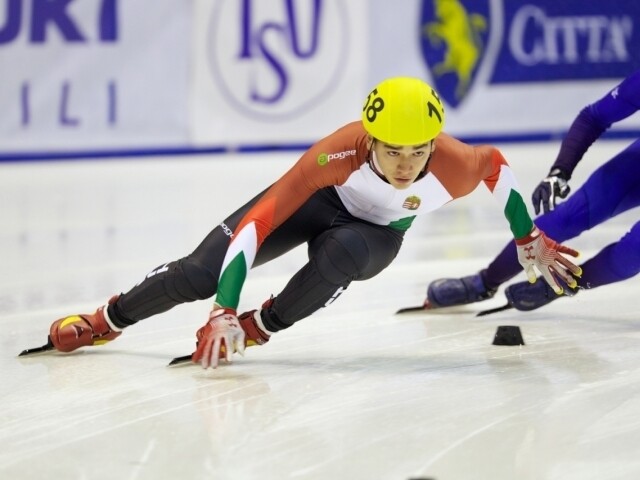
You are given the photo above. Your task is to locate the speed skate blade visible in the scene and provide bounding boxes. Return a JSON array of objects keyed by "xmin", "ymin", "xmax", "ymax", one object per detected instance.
[
  {"xmin": 395, "ymin": 301, "xmax": 474, "ymax": 315},
  {"xmin": 395, "ymin": 305, "xmax": 431, "ymax": 314},
  {"xmin": 167, "ymin": 354, "xmax": 192, "ymax": 367},
  {"xmin": 18, "ymin": 338, "xmax": 55, "ymax": 357},
  {"xmin": 476, "ymin": 303, "xmax": 513, "ymax": 317}
]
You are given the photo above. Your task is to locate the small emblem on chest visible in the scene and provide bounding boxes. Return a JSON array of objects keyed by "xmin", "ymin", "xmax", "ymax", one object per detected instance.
[{"xmin": 402, "ymin": 195, "xmax": 421, "ymax": 210}]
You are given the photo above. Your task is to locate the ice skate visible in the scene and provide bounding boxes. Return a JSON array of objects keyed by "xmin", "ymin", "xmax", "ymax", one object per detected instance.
[
  {"xmin": 504, "ymin": 278, "xmax": 577, "ymax": 311},
  {"xmin": 427, "ymin": 272, "xmax": 497, "ymax": 308},
  {"xmin": 48, "ymin": 295, "xmax": 122, "ymax": 353}
]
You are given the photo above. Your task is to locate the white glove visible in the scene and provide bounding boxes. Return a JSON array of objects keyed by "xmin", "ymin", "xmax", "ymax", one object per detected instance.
[
  {"xmin": 515, "ymin": 227, "xmax": 582, "ymax": 294},
  {"xmin": 192, "ymin": 308, "xmax": 246, "ymax": 369}
]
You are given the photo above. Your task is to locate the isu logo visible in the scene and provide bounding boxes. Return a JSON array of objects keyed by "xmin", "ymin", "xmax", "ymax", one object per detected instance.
[
  {"xmin": 207, "ymin": 0, "xmax": 349, "ymax": 120},
  {"xmin": 402, "ymin": 195, "xmax": 422, "ymax": 210}
]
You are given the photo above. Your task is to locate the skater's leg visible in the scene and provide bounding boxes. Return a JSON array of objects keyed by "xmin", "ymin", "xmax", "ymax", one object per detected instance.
[{"xmin": 260, "ymin": 221, "xmax": 404, "ymax": 332}]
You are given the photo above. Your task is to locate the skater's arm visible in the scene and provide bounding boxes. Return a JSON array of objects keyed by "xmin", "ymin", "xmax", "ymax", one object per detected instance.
[
  {"xmin": 477, "ymin": 145, "xmax": 581, "ymax": 293},
  {"xmin": 552, "ymin": 69, "xmax": 640, "ymax": 179},
  {"xmin": 430, "ymin": 136, "xmax": 535, "ymax": 238},
  {"xmin": 532, "ymin": 70, "xmax": 640, "ymax": 214}
]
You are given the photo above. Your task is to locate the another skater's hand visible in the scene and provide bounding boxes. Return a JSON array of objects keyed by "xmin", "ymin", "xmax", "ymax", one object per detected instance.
[
  {"xmin": 515, "ymin": 227, "xmax": 582, "ymax": 294},
  {"xmin": 531, "ymin": 168, "xmax": 570, "ymax": 215},
  {"xmin": 192, "ymin": 307, "xmax": 245, "ymax": 369}
]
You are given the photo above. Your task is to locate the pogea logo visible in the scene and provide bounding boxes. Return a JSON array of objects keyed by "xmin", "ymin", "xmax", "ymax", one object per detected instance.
[
  {"xmin": 220, "ymin": 222, "xmax": 235, "ymax": 238},
  {"xmin": 317, "ymin": 150, "xmax": 356, "ymax": 166}
]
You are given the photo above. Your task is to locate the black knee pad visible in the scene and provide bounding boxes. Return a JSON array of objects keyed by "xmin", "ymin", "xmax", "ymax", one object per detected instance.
[
  {"xmin": 168, "ymin": 257, "xmax": 218, "ymax": 302},
  {"xmin": 313, "ymin": 228, "xmax": 370, "ymax": 285}
]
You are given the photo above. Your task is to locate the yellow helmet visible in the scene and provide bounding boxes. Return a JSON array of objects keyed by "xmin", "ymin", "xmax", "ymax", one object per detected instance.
[{"xmin": 361, "ymin": 77, "xmax": 445, "ymax": 146}]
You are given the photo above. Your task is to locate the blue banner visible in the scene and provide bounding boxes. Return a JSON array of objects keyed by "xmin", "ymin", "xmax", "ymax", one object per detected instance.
[{"xmin": 491, "ymin": 1, "xmax": 640, "ymax": 83}]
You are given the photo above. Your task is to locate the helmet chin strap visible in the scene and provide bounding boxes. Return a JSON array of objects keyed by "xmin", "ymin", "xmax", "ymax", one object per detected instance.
[
  {"xmin": 367, "ymin": 139, "xmax": 389, "ymax": 182},
  {"xmin": 416, "ymin": 144, "xmax": 435, "ymax": 180},
  {"xmin": 369, "ymin": 150, "xmax": 386, "ymax": 179}
]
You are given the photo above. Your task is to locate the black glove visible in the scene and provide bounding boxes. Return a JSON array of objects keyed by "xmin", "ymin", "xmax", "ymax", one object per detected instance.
[{"xmin": 531, "ymin": 168, "xmax": 571, "ymax": 215}]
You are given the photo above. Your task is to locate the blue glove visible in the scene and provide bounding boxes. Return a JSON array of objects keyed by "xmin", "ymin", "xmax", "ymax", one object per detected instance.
[{"xmin": 531, "ymin": 168, "xmax": 571, "ymax": 215}]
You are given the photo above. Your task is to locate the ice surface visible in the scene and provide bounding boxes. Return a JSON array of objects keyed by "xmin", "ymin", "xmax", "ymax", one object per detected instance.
[{"xmin": 1, "ymin": 142, "xmax": 639, "ymax": 480}]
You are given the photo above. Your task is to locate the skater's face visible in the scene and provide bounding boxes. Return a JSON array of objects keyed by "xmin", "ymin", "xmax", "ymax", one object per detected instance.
[{"xmin": 369, "ymin": 137, "xmax": 435, "ymax": 189}]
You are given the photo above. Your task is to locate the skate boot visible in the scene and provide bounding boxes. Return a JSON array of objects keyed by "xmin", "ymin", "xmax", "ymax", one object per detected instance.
[
  {"xmin": 505, "ymin": 278, "xmax": 578, "ymax": 311},
  {"xmin": 427, "ymin": 272, "xmax": 497, "ymax": 308},
  {"xmin": 49, "ymin": 295, "xmax": 122, "ymax": 353},
  {"xmin": 237, "ymin": 308, "xmax": 271, "ymax": 348}
]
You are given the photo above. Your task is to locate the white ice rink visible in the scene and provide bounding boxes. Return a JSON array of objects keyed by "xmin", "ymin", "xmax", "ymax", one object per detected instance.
[{"xmin": 1, "ymin": 141, "xmax": 639, "ymax": 480}]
